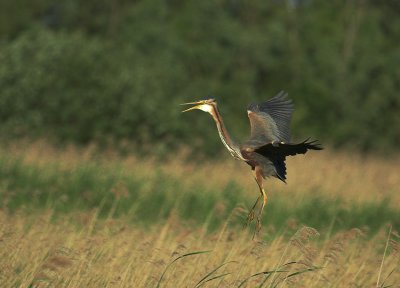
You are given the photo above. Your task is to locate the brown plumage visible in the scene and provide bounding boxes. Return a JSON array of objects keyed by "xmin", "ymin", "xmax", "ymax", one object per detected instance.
[{"xmin": 181, "ymin": 91, "xmax": 322, "ymax": 234}]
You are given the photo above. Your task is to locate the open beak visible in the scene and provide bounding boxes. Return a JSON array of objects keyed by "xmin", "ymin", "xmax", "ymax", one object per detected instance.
[{"xmin": 180, "ymin": 100, "xmax": 206, "ymax": 113}]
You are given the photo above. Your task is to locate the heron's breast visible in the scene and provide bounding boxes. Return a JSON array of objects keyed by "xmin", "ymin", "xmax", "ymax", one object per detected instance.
[{"xmin": 240, "ymin": 150, "xmax": 258, "ymax": 169}]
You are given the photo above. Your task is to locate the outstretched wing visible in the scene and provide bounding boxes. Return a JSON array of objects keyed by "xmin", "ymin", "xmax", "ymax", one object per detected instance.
[
  {"xmin": 254, "ymin": 139, "xmax": 323, "ymax": 158},
  {"xmin": 253, "ymin": 139, "xmax": 322, "ymax": 182},
  {"xmin": 246, "ymin": 91, "xmax": 294, "ymax": 146}
]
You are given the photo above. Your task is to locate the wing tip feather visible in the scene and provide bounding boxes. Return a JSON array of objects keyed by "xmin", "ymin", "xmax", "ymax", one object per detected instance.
[{"xmin": 303, "ymin": 138, "xmax": 324, "ymax": 150}]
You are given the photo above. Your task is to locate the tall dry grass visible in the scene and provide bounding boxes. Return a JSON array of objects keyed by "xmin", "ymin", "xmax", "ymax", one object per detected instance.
[
  {"xmin": 1, "ymin": 141, "xmax": 400, "ymax": 287},
  {"xmin": 0, "ymin": 210, "xmax": 399, "ymax": 287}
]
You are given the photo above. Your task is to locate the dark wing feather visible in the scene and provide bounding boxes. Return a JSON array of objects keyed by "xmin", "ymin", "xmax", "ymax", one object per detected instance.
[
  {"xmin": 254, "ymin": 139, "xmax": 323, "ymax": 158},
  {"xmin": 249, "ymin": 152, "xmax": 287, "ymax": 182},
  {"xmin": 246, "ymin": 91, "xmax": 294, "ymax": 145},
  {"xmin": 272, "ymin": 157, "xmax": 287, "ymax": 182},
  {"xmin": 252, "ymin": 139, "xmax": 322, "ymax": 182}
]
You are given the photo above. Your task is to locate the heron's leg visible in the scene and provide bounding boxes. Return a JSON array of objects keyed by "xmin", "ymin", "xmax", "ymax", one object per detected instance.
[
  {"xmin": 245, "ymin": 167, "xmax": 264, "ymax": 227},
  {"xmin": 245, "ymin": 195, "xmax": 260, "ymax": 226},
  {"xmin": 255, "ymin": 187, "xmax": 268, "ymax": 234},
  {"xmin": 254, "ymin": 167, "xmax": 268, "ymax": 235}
]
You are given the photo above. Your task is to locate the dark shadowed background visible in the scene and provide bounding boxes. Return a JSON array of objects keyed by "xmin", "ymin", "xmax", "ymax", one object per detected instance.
[{"xmin": 1, "ymin": 0, "xmax": 399, "ymax": 156}]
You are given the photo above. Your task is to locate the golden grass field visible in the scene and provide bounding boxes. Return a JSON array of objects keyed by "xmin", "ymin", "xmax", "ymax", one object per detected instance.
[
  {"xmin": 1, "ymin": 211, "xmax": 399, "ymax": 287},
  {"xmin": 1, "ymin": 142, "xmax": 400, "ymax": 287}
]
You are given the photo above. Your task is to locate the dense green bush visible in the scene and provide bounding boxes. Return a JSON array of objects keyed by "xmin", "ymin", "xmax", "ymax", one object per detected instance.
[{"xmin": 0, "ymin": 1, "xmax": 399, "ymax": 155}]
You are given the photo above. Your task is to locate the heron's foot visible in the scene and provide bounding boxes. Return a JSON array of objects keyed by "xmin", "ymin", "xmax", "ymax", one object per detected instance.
[
  {"xmin": 244, "ymin": 196, "xmax": 261, "ymax": 228},
  {"xmin": 255, "ymin": 191, "xmax": 267, "ymax": 233},
  {"xmin": 256, "ymin": 216, "xmax": 262, "ymax": 233},
  {"xmin": 245, "ymin": 209, "xmax": 256, "ymax": 227},
  {"xmin": 251, "ymin": 216, "xmax": 262, "ymax": 239},
  {"xmin": 253, "ymin": 198, "xmax": 266, "ymax": 238},
  {"xmin": 256, "ymin": 217, "xmax": 262, "ymax": 232}
]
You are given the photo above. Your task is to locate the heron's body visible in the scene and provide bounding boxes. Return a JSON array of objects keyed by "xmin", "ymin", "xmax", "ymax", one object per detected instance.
[{"xmin": 182, "ymin": 92, "xmax": 322, "ymax": 234}]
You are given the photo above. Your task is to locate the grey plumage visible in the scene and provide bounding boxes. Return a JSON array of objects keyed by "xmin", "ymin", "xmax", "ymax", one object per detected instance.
[
  {"xmin": 246, "ymin": 91, "xmax": 294, "ymax": 144},
  {"xmin": 242, "ymin": 91, "xmax": 321, "ymax": 182}
]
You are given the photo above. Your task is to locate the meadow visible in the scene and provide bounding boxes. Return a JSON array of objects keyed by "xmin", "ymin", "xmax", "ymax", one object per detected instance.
[{"xmin": 0, "ymin": 141, "xmax": 399, "ymax": 287}]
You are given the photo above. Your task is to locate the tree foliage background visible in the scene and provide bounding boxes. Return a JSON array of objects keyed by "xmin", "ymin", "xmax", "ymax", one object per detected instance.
[{"xmin": 0, "ymin": 0, "xmax": 399, "ymax": 156}]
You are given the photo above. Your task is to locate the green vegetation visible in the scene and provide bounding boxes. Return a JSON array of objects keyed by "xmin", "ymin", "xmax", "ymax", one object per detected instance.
[
  {"xmin": 1, "ymin": 1, "xmax": 400, "ymax": 155},
  {"xmin": 1, "ymin": 151, "xmax": 398, "ymax": 235}
]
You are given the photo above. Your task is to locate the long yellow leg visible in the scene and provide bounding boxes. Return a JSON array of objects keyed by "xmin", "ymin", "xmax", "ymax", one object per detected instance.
[
  {"xmin": 254, "ymin": 166, "xmax": 267, "ymax": 236},
  {"xmin": 255, "ymin": 188, "xmax": 268, "ymax": 234}
]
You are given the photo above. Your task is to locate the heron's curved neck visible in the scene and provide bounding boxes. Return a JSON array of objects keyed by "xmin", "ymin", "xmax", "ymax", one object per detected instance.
[{"xmin": 210, "ymin": 106, "xmax": 242, "ymax": 160}]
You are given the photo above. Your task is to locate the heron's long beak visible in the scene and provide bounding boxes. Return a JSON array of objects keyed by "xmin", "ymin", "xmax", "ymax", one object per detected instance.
[{"xmin": 180, "ymin": 100, "xmax": 206, "ymax": 113}]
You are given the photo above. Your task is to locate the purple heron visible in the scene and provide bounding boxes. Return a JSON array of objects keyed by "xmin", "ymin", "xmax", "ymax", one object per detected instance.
[{"xmin": 181, "ymin": 91, "xmax": 322, "ymax": 233}]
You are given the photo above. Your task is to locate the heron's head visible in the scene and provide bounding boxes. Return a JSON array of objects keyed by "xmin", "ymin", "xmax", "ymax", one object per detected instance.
[{"xmin": 181, "ymin": 98, "xmax": 216, "ymax": 114}]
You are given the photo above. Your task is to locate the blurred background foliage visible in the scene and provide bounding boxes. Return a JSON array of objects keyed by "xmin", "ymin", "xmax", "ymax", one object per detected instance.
[{"xmin": 0, "ymin": 0, "xmax": 399, "ymax": 157}]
